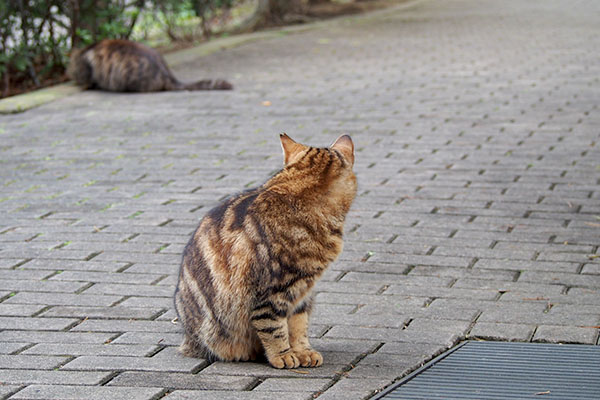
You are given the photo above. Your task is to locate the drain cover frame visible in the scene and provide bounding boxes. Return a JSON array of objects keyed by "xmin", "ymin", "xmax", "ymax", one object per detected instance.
[{"xmin": 372, "ymin": 340, "xmax": 600, "ymax": 400}]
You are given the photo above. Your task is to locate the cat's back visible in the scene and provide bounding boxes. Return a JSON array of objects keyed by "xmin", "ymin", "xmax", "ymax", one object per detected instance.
[
  {"xmin": 182, "ymin": 189, "xmax": 265, "ymax": 280},
  {"xmin": 87, "ymin": 40, "xmax": 166, "ymax": 68}
]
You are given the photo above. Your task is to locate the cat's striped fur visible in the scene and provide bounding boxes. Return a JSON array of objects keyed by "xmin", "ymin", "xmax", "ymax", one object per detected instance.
[
  {"xmin": 174, "ymin": 134, "xmax": 357, "ymax": 369},
  {"xmin": 67, "ymin": 39, "xmax": 232, "ymax": 92}
]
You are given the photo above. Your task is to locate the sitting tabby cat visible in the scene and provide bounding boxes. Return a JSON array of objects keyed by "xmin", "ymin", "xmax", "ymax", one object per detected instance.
[
  {"xmin": 67, "ymin": 39, "xmax": 232, "ymax": 92},
  {"xmin": 174, "ymin": 134, "xmax": 357, "ymax": 369}
]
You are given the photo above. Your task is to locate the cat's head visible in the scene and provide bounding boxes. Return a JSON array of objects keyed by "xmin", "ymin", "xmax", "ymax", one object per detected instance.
[
  {"xmin": 277, "ymin": 133, "xmax": 357, "ymax": 205},
  {"xmin": 279, "ymin": 133, "xmax": 355, "ymax": 168}
]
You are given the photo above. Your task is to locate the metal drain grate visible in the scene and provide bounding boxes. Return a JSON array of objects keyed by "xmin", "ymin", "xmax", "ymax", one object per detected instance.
[{"xmin": 373, "ymin": 341, "xmax": 600, "ymax": 400}]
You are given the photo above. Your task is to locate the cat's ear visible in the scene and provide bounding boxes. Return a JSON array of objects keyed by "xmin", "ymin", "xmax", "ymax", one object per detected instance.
[
  {"xmin": 331, "ymin": 134, "xmax": 354, "ymax": 166},
  {"xmin": 280, "ymin": 133, "xmax": 305, "ymax": 165}
]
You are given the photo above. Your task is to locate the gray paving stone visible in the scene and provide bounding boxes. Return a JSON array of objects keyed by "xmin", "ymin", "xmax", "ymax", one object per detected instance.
[
  {"xmin": 519, "ymin": 271, "xmax": 600, "ymax": 288},
  {"xmin": 61, "ymin": 353, "xmax": 206, "ymax": 373},
  {"xmin": 0, "ymin": 369, "xmax": 110, "ymax": 385},
  {"xmin": 474, "ymin": 259, "xmax": 580, "ymax": 273},
  {"xmin": 313, "ymin": 280, "xmax": 385, "ymax": 294},
  {"xmin": 111, "ymin": 332, "xmax": 182, "ymax": 346},
  {"xmin": 0, "ymin": 354, "xmax": 69, "ymax": 370},
  {"xmin": 39, "ymin": 305, "xmax": 162, "ymax": 320},
  {"xmin": 376, "ymin": 342, "xmax": 447, "ymax": 361},
  {"xmin": 0, "ymin": 331, "xmax": 116, "ymax": 344},
  {"xmin": 469, "ymin": 322, "xmax": 536, "ymax": 341},
  {"xmin": 582, "ymin": 263, "xmax": 600, "ymax": 274},
  {"xmin": 384, "ymin": 285, "xmax": 499, "ymax": 300},
  {"xmin": 345, "ymin": 361, "xmax": 414, "ymax": 380},
  {"xmin": 22, "ymin": 343, "xmax": 157, "ymax": 357},
  {"xmin": 326, "ymin": 377, "xmax": 391, "ymax": 398},
  {"xmin": 340, "ymin": 272, "xmax": 454, "ymax": 287},
  {"xmin": 311, "ymin": 303, "xmax": 356, "ymax": 318},
  {"xmin": 71, "ymin": 319, "xmax": 179, "ymax": 333},
  {"xmin": 3, "ymin": 292, "xmax": 122, "ymax": 306},
  {"xmin": 0, "ymin": 280, "xmax": 89, "ymax": 293},
  {"xmin": 367, "ymin": 254, "xmax": 473, "ymax": 268},
  {"xmin": 324, "ymin": 324, "xmax": 456, "ymax": 346},
  {"xmin": 313, "ymin": 391, "xmax": 377, "ymax": 400},
  {"xmin": 0, "ymin": 317, "xmax": 79, "ymax": 331},
  {"xmin": 199, "ymin": 360, "xmax": 346, "ymax": 379},
  {"xmin": 409, "ymin": 265, "xmax": 518, "ymax": 281},
  {"xmin": 49, "ymin": 270, "xmax": 161, "ymax": 284},
  {"xmin": 315, "ymin": 292, "xmax": 429, "ymax": 308},
  {"xmin": 0, "ymin": 304, "xmax": 47, "ymax": 317},
  {"xmin": 454, "ymin": 279, "xmax": 566, "ymax": 295},
  {"xmin": 107, "ymin": 371, "xmax": 255, "ymax": 390},
  {"xmin": 253, "ymin": 377, "xmax": 330, "ymax": 392},
  {"xmin": 412, "ymin": 307, "xmax": 481, "ymax": 322},
  {"xmin": 83, "ymin": 283, "xmax": 174, "ymax": 297},
  {"xmin": 163, "ymin": 390, "xmax": 310, "ymax": 400},
  {"xmin": 0, "ymin": 385, "xmax": 20, "ymax": 399},
  {"xmin": 548, "ymin": 304, "xmax": 600, "ymax": 317},
  {"xmin": 0, "ymin": 342, "xmax": 29, "ymax": 355},
  {"xmin": 308, "ymin": 338, "xmax": 381, "ymax": 356},
  {"xmin": 432, "ymin": 246, "xmax": 535, "ymax": 261},
  {"xmin": 533, "ymin": 325, "xmax": 599, "ymax": 345},
  {"xmin": 118, "ymin": 296, "xmax": 172, "ymax": 308},
  {"xmin": 20, "ymin": 260, "xmax": 130, "ymax": 273},
  {"xmin": 9, "ymin": 385, "xmax": 164, "ymax": 400},
  {"xmin": 0, "ymin": 269, "xmax": 52, "ymax": 280},
  {"xmin": 316, "ymin": 311, "xmax": 410, "ymax": 329}
]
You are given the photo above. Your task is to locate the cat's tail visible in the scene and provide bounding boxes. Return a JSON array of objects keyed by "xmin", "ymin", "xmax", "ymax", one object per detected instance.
[{"xmin": 182, "ymin": 79, "xmax": 233, "ymax": 91}]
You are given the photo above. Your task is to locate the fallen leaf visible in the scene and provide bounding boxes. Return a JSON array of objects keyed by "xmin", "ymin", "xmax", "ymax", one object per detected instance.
[
  {"xmin": 261, "ymin": 100, "xmax": 272, "ymax": 106},
  {"xmin": 535, "ymin": 391, "xmax": 551, "ymax": 395},
  {"xmin": 587, "ymin": 254, "xmax": 599, "ymax": 259},
  {"xmin": 291, "ymin": 369, "xmax": 309, "ymax": 374}
]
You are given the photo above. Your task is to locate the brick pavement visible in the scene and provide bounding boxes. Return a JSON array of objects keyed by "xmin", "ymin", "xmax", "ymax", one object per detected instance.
[{"xmin": 1, "ymin": 0, "xmax": 599, "ymax": 398}]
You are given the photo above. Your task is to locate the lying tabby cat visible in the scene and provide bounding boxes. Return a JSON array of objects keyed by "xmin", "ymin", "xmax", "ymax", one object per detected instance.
[
  {"xmin": 67, "ymin": 39, "xmax": 232, "ymax": 92},
  {"xmin": 174, "ymin": 134, "xmax": 357, "ymax": 369}
]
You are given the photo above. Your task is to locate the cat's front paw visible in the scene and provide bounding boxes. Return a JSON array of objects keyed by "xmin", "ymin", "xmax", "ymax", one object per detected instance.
[
  {"xmin": 294, "ymin": 349, "xmax": 323, "ymax": 367},
  {"xmin": 268, "ymin": 351, "xmax": 300, "ymax": 369}
]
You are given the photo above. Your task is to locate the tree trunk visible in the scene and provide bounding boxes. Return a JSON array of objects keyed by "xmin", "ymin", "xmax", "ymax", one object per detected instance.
[
  {"xmin": 70, "ymin": 0, "xmax": 81, "ymax": 49},
  {"xmin": 17, "ymin": 0, "xmax": 41, "ymax": 86},
  {"xmin": 233, "ymin": 0, "xmax": 304, "ymax": 33},
  {"xmin": 1, "ymin": 35, "xmax": 9, "ymax": 98},
  {"xmin": 232, "ymin": 0, "xmax": 269, "ymax": 33}
]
